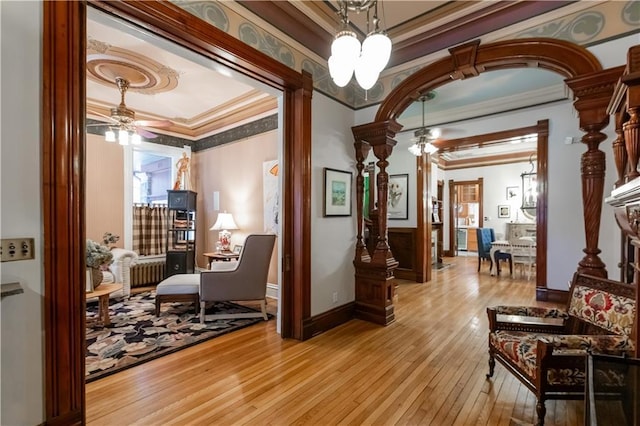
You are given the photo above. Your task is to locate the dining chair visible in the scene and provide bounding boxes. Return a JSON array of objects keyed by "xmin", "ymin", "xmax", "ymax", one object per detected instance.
[
  {"xmin": 476, "ymin": 228, "xmax": 495, "ymax": 272},
  {"xmin": 509, "ymin": 237, "xmax": 536, "ymax": 280}
]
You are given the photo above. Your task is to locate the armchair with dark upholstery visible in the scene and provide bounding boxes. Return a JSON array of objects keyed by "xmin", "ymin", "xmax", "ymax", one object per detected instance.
[
  {"xmin": 486, "ymin": 272, "xmax": 636, "ymax": 425},
  {"xmin": 199, "ymin": 233, "xmax": 276, "ymax": 323}
]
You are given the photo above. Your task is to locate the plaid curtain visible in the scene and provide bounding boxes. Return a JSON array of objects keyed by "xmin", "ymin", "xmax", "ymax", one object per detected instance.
[{"xmin": 132, "ymin": 204, "xmax": 168, "ymax": 255}]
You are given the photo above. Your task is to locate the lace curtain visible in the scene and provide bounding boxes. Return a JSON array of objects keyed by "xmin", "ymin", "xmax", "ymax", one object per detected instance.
[{"xmin": 132, "ymin": 204, "xmax": 168, "ymax": 255}]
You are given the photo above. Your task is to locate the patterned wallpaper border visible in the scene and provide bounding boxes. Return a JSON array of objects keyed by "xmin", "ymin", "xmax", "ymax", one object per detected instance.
[{"xmin": 174, "ymin": 0, "xmax": 638, "ymax": 110}]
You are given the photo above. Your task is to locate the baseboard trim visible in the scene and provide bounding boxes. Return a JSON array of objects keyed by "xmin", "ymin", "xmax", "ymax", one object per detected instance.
[
  {"xmin": 302, "ymin": 302, "xmax": 355, "ymax": 340},
  {"xmin": 536, "ymin": 287, "xmax": 569, "ymax": 303},
  {"xmin": 266, "ymin": 282, "xmax": 278, "ymax": 299}
]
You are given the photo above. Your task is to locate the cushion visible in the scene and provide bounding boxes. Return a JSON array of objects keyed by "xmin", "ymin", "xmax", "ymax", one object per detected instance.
[
  {"xmin": 568, "ymin": 285, "xmax": 636, "ymax": 335},
  {"xmin": 156, "ymin": 274, "xmax": 200, "ymax": 295}
]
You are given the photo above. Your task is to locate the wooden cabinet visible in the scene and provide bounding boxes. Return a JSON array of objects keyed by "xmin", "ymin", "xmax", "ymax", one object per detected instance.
[
  {"xmin": 467, "ymin": 227, "xmax": 478, "ymax": 251},
  {"xmin": 459, "ymin": 184, "xmax": 479, "ymax": 202},
  {"xmin": 506, "ymin": 223, "xmax": 536, "ymax": 241},
  {"xmin": 166, "ymin": 190, "xmax": 197, "ymax": 277}
]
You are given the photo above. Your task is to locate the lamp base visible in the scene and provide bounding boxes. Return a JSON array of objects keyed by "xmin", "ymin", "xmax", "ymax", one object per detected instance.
[{"xmin": 219, "ymin": 230, "xmax": 231, "ymax": 251}]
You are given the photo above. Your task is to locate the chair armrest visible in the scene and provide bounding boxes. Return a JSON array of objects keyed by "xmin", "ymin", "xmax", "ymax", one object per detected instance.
[
  {"xmin": 108, "ymin": 248, "xmax": 138, "ymax": 297},
  {"xmin": 539, "ymin": 334, "xmax": 635, "ymax": 354},
  {"xmin": 487, "ymin": 306, "xmax": 568, "ymax": 333},
  {"xmin": 491, "ymin": 306, "xmax": 569, "ymax": 319}
]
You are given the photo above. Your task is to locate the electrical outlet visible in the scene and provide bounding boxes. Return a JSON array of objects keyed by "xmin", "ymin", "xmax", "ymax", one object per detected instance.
[
  {"xmin": 332, "ymin": 292, "xmax": 338, "ymax": 303},
  {"xmin": 1, "ymin": 238, "xmax": 35, "ymax": 262}
]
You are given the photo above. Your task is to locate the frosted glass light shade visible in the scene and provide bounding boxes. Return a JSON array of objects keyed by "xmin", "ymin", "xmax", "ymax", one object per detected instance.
[
  {"xmin": 328, "ymin": 55, "xmax": 353, "ymax": 87},
  {"xmin": 354, "ymin": 54, "xmax": 379, "ymax": 90},
  {"xmin": 408, "ymin": 141, "xmax": 438, "ymax": 156},
  {"xmin": 361, "ymin": 32, "xmax": 391, "ymax": 72},
  {"xmin": 105, "ymin": 130, "xmax": 116, "ymax": 142},
  {"xmin": 118, "ymin": 129, "xmax": 129, "ymax": 146}
]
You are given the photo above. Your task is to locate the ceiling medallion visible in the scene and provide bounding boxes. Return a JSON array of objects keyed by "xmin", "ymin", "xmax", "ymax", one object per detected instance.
[{"xmin": 87, "ymin": 38, "xmax": 180, "ymax": 95}]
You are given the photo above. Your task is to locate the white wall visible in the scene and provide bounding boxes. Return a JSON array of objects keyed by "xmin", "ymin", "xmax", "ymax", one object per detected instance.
[
  {"xmin": 311, "ymin": 92, "xmax": 357, "ymax": 315},
  {"xmin": 0, "ymin": 1, "xmax": 45, "ymax": 425}
]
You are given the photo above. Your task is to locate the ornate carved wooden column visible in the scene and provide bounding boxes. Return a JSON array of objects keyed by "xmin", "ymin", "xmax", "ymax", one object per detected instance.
[
  {"xmin": 352, "ymin": 120, "xmax": 402, "ymax": 325},
  {"xmin": 566, "ymin": 67, "xmax": 625, "ymax": 278}
]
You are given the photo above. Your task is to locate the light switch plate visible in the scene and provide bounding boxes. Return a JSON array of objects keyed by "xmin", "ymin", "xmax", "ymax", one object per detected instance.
[{"xmin": 1, "ymin": 238, "xmax": 35, "ymax": 262}]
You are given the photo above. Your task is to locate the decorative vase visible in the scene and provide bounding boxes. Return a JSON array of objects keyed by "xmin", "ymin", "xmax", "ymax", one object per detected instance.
[{"xmin": 91, "ymin": 267, "xmax": 103, "ymax": 290}]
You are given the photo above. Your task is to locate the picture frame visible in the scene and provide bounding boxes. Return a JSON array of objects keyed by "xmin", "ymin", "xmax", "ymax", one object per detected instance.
[
  {"xmin": 232, "ymin": 244, "xmax": 243, "ymax": 255},
  {"xmin": 388, "ymin": 174, "xmax": 409, "ymax": 220},
  {"xmin": 506, "ymin": 186, "xmax": 520, "ymax": 200},
  {"xmin": 498, "ymin": 205, "xmax": 511, "ymax": 218},
  {"xmin": 323, "ymin": 167, "xmax": 352, "ymax": 217}
]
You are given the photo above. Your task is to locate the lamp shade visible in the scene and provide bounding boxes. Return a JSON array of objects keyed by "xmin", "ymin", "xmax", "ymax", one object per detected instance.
[
  {"xmin": 361, "ymin": 32, "xmax": 391, "ymax": 72},
  {"xmin": 209, "ymin": 212, "xmax": 238, "ymax": 231}
]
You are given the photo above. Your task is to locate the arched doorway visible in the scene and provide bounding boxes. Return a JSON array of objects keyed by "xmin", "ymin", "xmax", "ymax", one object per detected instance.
[
  {"xmin": 352, "ymin": 38, "xmax": 621, "ymax": 324},
  {"xmin": 43, "ymin": 2, "xmax": 312, "ymax": 423}
]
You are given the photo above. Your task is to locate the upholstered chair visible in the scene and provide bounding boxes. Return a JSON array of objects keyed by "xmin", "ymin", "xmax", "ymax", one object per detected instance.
[{"xmin": 199, "ymin": 233, "xmax": 276, "ymax": 323}]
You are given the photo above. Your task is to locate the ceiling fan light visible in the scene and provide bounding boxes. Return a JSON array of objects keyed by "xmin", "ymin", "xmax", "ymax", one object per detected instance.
[
  {"xmin": 328, "ymin": 55, "xmax": 354, "ymax": 87},
  {"xmin": 118, "ymin": 129, "xmax": 129, "ymax": 146},
  {"xmin": 408, "ymin": 144, "xmax": 422, "ymax": 156},
  {"xmin": 105, "ymin": 129, "xmax": 116, "ymax": 142},
  {"xmin": 131, "ymin": 133, "xmax": 142, "ymax": 145},
  {"xmin": 424, "ymin": 142, "xmax": 439, "ymax": 154},
  {"xmin": 354, "ymin": 55, "xmax": 379, "ymax": 90},
  {"xmin": 361, "ymin": 32, "xmax": 391, "ymax": 72},
  {"xmin": 430, "ymin": 128, "xmax": 441, "ymax": 138}
]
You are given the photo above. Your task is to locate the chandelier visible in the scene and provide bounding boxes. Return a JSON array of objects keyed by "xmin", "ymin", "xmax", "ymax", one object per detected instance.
[
  {"xmin": 105, "ymin": 126, "xmax": 142, "ymax": 146},
  {"xmin": 408, "ymin": 94, "xmax": 440, "ymax": 156},
  {"xmin": 328, "ymin": 0, "xmax": 391, "ymax": 90},
  {"xmin": 521, "ymin": 154, "xmax": 537, "ymax": 213}
]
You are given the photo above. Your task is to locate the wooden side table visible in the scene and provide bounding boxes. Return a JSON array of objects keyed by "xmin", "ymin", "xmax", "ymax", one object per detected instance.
[
  {"xmin": 203, "ymin": 252, "xmax": 239, "ymax": 269},
  {"xmin": 85, "ymin": 283, "xmax": 123, "ymax": 326}
]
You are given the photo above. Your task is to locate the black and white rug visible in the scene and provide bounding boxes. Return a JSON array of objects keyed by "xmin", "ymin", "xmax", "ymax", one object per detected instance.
[{"xmin": 86, "ymin": 292, "xmax": 269, "ymax": 382}]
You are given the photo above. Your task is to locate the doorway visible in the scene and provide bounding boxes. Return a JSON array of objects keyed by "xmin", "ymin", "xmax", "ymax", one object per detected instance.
[{"xmin": 449, "ymin": 179, "xmax": 483, "ymax": 256}]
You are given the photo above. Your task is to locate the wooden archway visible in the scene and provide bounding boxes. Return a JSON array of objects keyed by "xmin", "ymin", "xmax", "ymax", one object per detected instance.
[
  {"xmin": 43, "ymin": 1, "xmax": 312, "ymax": 423},
  {"xmin": 352, "ymin": 38, "xmax": 623, "ymax": 325}
]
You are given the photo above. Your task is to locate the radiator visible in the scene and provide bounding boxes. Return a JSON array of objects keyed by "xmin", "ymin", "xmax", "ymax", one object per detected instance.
[{"xmin": 131, "ymin": 259, "xmax": 166, "ymax": 287}]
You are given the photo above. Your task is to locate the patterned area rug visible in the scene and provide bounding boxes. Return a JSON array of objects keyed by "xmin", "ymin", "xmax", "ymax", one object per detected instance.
[{"xmin": 86, "ymin": 292, "xmax": 269, "ymax": 382}]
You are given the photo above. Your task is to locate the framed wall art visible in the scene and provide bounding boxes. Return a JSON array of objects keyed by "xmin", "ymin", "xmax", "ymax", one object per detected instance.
[
  {"xmin": 506, "ymin": 186, "xmax": 520, "ymax": 200},
  {"xmin": 388, "ymin": 174, "xmax": 409, "ymax": 220},
  {"xmin": 323, "ymin": 167, "xmax": 352, "ymax": 217},
  {"xmin": 498, "ymin": 205, "xmax": 511, "ymax": 218}
]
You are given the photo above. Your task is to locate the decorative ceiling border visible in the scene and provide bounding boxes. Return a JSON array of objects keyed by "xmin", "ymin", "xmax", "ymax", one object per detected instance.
[
  {"xmin": 176, "ymin": 0, "xmax": 638, "ymax": 110},
  {"xmin": 87, "ymin": 115, "xmax": 277, "ymax": 151}
]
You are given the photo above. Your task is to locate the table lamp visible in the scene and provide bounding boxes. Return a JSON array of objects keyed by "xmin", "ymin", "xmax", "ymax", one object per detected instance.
[{"xmin": 210, "ymin": 212, "xmax": 238, "ymax": 251}]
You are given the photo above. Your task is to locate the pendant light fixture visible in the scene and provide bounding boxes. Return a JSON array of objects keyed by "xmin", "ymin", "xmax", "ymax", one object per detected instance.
[
  {"xmin": 408, "ymin": 93, "xmax": 440, "ymax": 156},
  {"xmin": 328, "ymin": 0, "xmax": 391, "ymax": 90}
]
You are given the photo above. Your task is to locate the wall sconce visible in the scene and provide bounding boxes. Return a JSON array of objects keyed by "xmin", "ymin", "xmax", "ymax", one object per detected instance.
[{"xmin": 521, "ymin": 155, "xmax": 537, "ymax": 219}]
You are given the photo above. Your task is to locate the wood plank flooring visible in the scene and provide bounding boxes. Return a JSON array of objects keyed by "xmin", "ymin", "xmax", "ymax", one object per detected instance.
[{"xmin": 86, "ymin": 255, "xmax": 583, "ymax": 425}]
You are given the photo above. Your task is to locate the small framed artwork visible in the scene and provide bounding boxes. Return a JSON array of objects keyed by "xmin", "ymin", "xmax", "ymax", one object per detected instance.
[
  {"xmin": 388, "ymin": 174, "xmax": 409, "ymax": 220},
  {"xmin": 506, "ymin": 186, "xmax": 520, "ymax": 200},
  {"xmin": 323, "ymin": 167, "xmax": 352, "ymax": 217},
  {"xmin": 498, "ymin": 205, "xmax": 511, "ymax": 218},
  {"xmin": 232, "ymin": 244, "xmax": 243, "ymax": 255}
]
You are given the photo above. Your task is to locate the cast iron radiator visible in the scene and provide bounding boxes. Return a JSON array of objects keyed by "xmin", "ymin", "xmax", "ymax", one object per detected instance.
[{"xmin": 130, "ymin": 259, "xmax": 166, "ymax": 287}]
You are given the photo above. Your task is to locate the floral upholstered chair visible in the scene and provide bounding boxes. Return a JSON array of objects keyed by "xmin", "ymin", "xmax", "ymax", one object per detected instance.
[{"xmin": 486, "ymin": 272, "xmax": 636, "ymax": 426}]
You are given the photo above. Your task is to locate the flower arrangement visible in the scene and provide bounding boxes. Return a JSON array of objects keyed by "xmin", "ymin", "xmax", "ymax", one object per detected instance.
[
  {"xmin": 86, "ymin": 239, "xmax": 113, "ymax": 269},
  {"xmin": 103, "ymin": 232, "xmax": 120, "ymax": 247}
]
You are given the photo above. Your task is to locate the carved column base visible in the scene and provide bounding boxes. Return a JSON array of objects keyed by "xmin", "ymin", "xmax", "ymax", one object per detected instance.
[
  {"xmin": 354, "ymin": 259, "xmax": 398, "ymax": 325},
  {"xmin": 577, "ymin": 254, "xmax": 607, "ymax": 278}
]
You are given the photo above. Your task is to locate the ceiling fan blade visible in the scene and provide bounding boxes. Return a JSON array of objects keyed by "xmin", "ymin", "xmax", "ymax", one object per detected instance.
[
  {"xmin": 88, "ymin": 110, "xmax": 116, "ymax": 122},
  {"xmin": 86, "ymin": 123, "xmax": 110, "ymax": 127},
  {"xmin": 136, "ymin": 127, "xmax": 158, "ymax": 139},
  {"xmin": 134, "ymin": 119, "xmax": 173, "ymax": 128}
]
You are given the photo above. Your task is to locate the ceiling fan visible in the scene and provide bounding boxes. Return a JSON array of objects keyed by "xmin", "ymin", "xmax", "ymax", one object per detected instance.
[
  {"xmin": 408, "ymin": 93, "xmax": 441, "ymax": 156},
  {"xmin": 88, "ymin": 77, "xmax": 173, "ymax": 143}
]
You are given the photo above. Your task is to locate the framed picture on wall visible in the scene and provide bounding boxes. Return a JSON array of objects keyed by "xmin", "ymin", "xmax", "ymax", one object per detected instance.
[
  {"xmin": 388, "ymin": 174, "xmax": 409, "ymax": 220},
  {"xmin": 323, "ymin": 168, "xmax": 352, "ymax": 217},
  {"xmin": 506, "ymin": 186, "xmax": 520, "ymax": 200},
  {"xmin": 498, "ymin": 205, "xmax": 511, "ymax": 218}
]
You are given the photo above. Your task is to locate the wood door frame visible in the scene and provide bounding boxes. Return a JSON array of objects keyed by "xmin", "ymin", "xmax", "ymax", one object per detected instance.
[{"xmin": 43, "ymin": 1, "xmax": 312, "ymax": 423}]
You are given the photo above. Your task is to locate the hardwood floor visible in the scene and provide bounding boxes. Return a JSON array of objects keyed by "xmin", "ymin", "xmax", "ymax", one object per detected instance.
[{"xmin": 86, "ymin": 255, "xmax": 583, "ymax": 425}]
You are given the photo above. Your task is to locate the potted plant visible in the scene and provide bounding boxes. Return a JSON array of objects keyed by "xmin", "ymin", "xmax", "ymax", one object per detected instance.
[{"xmin": 86, "ymin": 239, "xmax": 113, "ymax": 289}]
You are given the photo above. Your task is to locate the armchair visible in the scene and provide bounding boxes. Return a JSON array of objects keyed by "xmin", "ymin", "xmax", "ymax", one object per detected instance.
[
  {"xmin": 200, "ymin": 233, "xmax": 276, "ymax": 323},
  {"xmin": 101, "ymin": 248, "xmax": 138, "ymax": 298},
  {"xmin": 486, "ymin": 272, "xmax": 636, "ymax": 426}
]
